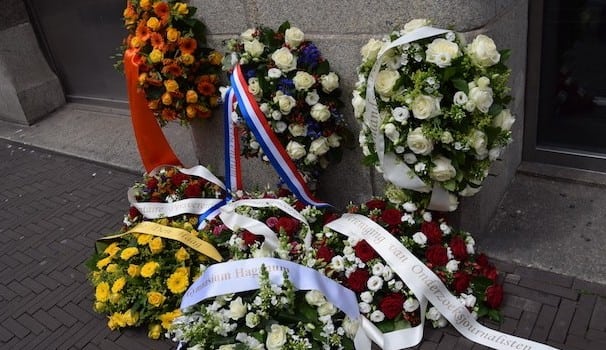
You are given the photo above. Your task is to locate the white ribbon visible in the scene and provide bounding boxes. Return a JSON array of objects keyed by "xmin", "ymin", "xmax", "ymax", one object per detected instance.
[
  {"xmin": 326, "ymin": 214, "xmax": 559, "ymax": 350},
  {"xmin": 364, "ymin": 26, "xmax": 453, "ymax": 210},
  {"xmin": 128, "ymin": 165, "xmax": 227, "ymax": 219},
  {"xmin": 180, "ymin": 257, "xmax": 372, "ymax": 349},
  {"xmin": 218, "ymin": 198, "xmax": 312, "ymax": 252}
]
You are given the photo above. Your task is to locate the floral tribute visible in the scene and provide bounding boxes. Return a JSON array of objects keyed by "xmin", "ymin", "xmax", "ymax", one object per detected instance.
[
  {"xmin": 122, "ymin": 0, "xmax": 223, "ymax": 126},
  {"xmin": 222, "ymin": 22, "xmax": 352, "ymax": 188},
  {"xmin": 353, "ymin": 18, "xmax": 515, "ymax": 210},
  {"xmin": 87, "ymin": 166, "xmax": 225, "ymax": 338},
  {"xmin": 310, "ymin": 197, "xmax": 504, "ymax": 333}
]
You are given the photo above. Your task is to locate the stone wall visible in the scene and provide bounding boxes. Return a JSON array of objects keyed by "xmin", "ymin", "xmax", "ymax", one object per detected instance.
[
  {"xmin": 0, "ymin": 0, "xmax": 64, "ymax": 125},
  {"xmin": 190, "ymin": 0, "xmax": 529, "ymax": 234}
]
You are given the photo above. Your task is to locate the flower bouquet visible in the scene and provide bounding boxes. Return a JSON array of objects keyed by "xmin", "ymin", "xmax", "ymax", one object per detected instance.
[
  {"xmin": 222, "ymin": 21, "xmax": 352, "ymax": 189},
  {"xmin": 310, "ymin": 197, "xmax": 503, "ymax": 340},
  {"xmin": 353, "ymin": 18, "xmax": 515, "ymax": 211},
  {"xmin": 122, "ymin": 0, "xmax": 223, "ymax": 125}
]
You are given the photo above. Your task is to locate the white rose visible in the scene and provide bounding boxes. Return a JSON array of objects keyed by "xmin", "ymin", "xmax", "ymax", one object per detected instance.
[
  {"xmin": 240, "ymin": 28, "xmax": 255, "ymax": 41},
  {"xmin": 412, "ymin": 232, "xmax": 427, "ymax": 246},
  {"xmin": 218, "ymin": 345, "xmax": 236, "ymax": 350},
  {"xmin": 288, "ymin": 123, "xmax": 307, "ymax": 137},
  {"xmin": 275, "ymin": 121, "xmax": 287, "ymax": 133},
  {"xmin": 453, "ymin": 91, "xmax": 468, "ymax": 106},
  {"xmin": 489, "ymin": 147, "xmax": 502, "ymax": 161},
  {"xmin": 372, "ymin": 262, "xmax": 385, "ymax": 276},
  {"xmin": 426, "ymin": 38, "xmax": 461, "ymax": 68},
  {"xmin": 317, "ymin": 302, "xmax": 337, "ymax": 316},
  {"xmin": 406, "ymin": 127, "xmax": 434, "ymax": 155},
  {"xmin": 266, "ymin": 324, "xmax": 288, "ymax": 350},
  {"xmin": 466, "ymin": 34, "xmax": 501, "ymax": 67},
  {"xmin": 285, "ymin": 27, "xmax": 305, "ymax": 47},
  {"xmin": 309, "ymin": 137, "xmax": 330, "ymax": 156},
  {"xmin": 367, "ymin": 275, "xmax": 384, "ymax": 291},
  {"xmin": 370, "ymin": 310, "xmax": 385, "ymax": 323},
  {"xmin": 429, "ymin": 156, "xmax": 456, "ymax": 182},
  {"xmin": 360, "ymin": 38, "xmax": 384, "ymax": 62},
  {"xmin": 305, "ymin": 90, "xmax": 320, "ymax": 105},
  {"xmin": 492, "ymin": 109, "xmax": 515, "ymax": 131},
  {"xmin": 440, "ymin": 131, "xmax": 454, "ymax": 144},
  {"xmin": 460, "ymin": 293, "xmax": 477, "ymax": 308},
  {"xmin": 273, "ymin": 92, "xmax": 297, "ymax": 114},
  {"xmin": 392, "ymin": 106, "xmax": 410, "ymax": 124},
  {"xmin": 271, "ymin": 47, "xmax": 297, "ymax": 72},
  {"xmin": 375, "ymin": 69, "xmax": 400, "ymax": 98},
  {"xmin": 446, "ymin": 260, "xmax": 459, "ymax": 273},
  {"xmin": 470, "ymin": 129, "xmax": 488, "ymax": 159},
  {"xmin": 310, "ymin": 103, "xmax": 331, "ymax": 122},
  {"xmin": 359, "ymin": 302, "xmax": 371, "ymax": 314},
  {"xmin": 382, "ymin": 266, "xmax": 394, "ymax": 281},
  {"xmin": 426, "ymin": 307, "xmax": 441, "ymax": 321},
  {"xmin": 304, "ymin": 152, "xmax": 317, "ymax": 165},
  {"xmin": 267, "ymin": 68, "xmax": 282, "ymax": 79},
  {"xmin": 305, "ymin": 290, "xmax": 326, "ymax": 307},
  {"xmin": 286, "ymin": 141, "xmax": 306, "ymax": 160},
  {"xmin": 403, "ymin": 152, "xmax": 417, "ymax": 164},
  {"xmin": 448, "ymin": 193, "xmax": 459, "ymax": 211},
  {"xmin": 247, "ymin": 77, "xmax": 262, "ymax": 98},
  {"xmin": 468, "ymin": 86, "xmax": 493, "ymax": 113},
  {"xmin": 327, "ymin": 133, "xmax": 341, "ymax": 148},
  {"xmin": 293, "ymin": 71, "xmax": 316, "ymax": 91},
  {"xmin": 352, "ymin": 91, "xmax": 366, "ymax": 118},
  {"xmin": 383, "ymin": 123, "xmax": 400, "ymax": 143},
  {"xmin": 403, "ymin": 18, "xmax": 430, "ymax": 34},
  {"xmin": 245, "ymin": 312, "xmax": 260, "ymax": 328},
  {"xmin": 330, "ymin": 256, "xmax": 345, "ymax": 271},
  {"xmin": 403, "ymin": 202, "xmax": 417, "ymax": 212},
  {"xmin": 477, "ymin": 76, "xmax": 490, "ymax": 88},
  {"xmin": 412, "ymin": 95, "xmax": 441, "ymax": 119},
  {"xmin": 459, "ymin": 184, "xmax": 482, "ymax": 197},
  {"xmin": 342, "ymin": 316, "xmax": 360, "ymax": 338},
  {"xmin": 271, "ymin": 110, "xmax": 282, "ymax": 120},
  {"xmin": 360, "ymin": 291, "xmax": 373, "ymax": 303},
  {"xmin": 243, "ymin": 39, "xmax": 265, "ymax": 58},
  {"xmin": 320, "ymin": 72, "xmax": 340, "ymax": 93},
  {"xmin": 403, "ymin": 298, "xmax": 420, "ymax": 312},
  {"xmin": 229, "ymin": 297, "xmax": 247, "ymax": 320}
]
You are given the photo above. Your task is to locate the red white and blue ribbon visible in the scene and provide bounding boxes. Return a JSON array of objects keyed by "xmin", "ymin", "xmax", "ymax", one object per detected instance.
[
  {"xmin": 223, "ymin": 87, "xmax": 243, "ymax": 194},
  {"xmin": 229, "ymin": 64, "xmax": 330, "ymax": 208}
]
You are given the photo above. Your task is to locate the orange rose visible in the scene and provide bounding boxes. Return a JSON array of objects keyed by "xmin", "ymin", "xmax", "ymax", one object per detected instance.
[
  {"xmin": 167, "ymin": 27, "xmax": 180, "ymax": 42},
  {"xmin": 185, "ymin": 90, "xmax": 198, "ymax": 103},
  {"xmin": 164, "ymin": 79, "xmax": 179, "ymax": 93},
  {"xmin": 161, "ymin": 92, "xmax": 173, "ymax": 106}
]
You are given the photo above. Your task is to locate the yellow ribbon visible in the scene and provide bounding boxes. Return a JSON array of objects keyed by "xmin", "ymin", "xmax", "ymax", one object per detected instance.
[{"xmin": 98, "ymin": 221, "xmax": 223, "ymax": 262}]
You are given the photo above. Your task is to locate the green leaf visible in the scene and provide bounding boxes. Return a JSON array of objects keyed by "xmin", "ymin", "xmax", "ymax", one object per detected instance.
[
  {"xmin": 393, "ymin": 318, "xmax": 411, "ymax": 330},
  {"xmin": 442, "ymin": 180, "xmax": 457, "ymax": 192},
  {"xmin": 452, "ymin": 79, "xmax": 469, "ymax": 94},
  {"xmin": 443, "ymin": 66, "xmax": 458, "ymax": 81},
  {"xmin": 488, "ymin": 103, "xmax": 503, "ymax": 117},
  {"xmin": 376, "ymin": 320, "xmax": 395, "ymax": 332},
  {"xmin": 488, "ymin": 309, "xmax": 503, "ymax": 323},
  {"xmin": 278, "ymin": 21, "xmax": 291, "ymax": 33},
  {"xmin": 499, "ymin": 49, "xmax": 511, "ymax": 63},
  {"xmin": 316, "ymin": 60, "xmax": 330, "ymax": 75}
]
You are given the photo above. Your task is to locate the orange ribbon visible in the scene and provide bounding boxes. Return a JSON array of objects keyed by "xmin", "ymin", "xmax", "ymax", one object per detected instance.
[{"xmin": 124, "ymin": 48, "xmax": 182, "ymax": 171}]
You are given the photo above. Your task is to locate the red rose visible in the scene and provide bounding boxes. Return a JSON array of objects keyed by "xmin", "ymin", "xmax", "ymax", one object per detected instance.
[
  {"xmin": 449, "ymin": 236, "xmax": 468, "ymax": 261},
  {"xmin": 476, "ymin": 253, "xmax": 489, "ymax": 267},
  {"xmin": 293, "ymin": 200, "xmax": 306, "ymax": 211},
  {"xmin": 277, "ymin": 188, "xmax": 292, "ymax": 198},
  {"xmin": 316, "ymin": 244, "xmax": 334, "ymax": 263},
  {"xmin": 241, "ymin": 230, "xmax": 262, "ymax": 246},
  {"xmin": 381, "ymin": 209, "xmax": 402, "ymax": 226},
  {"xmin": 421, "ymin": 221, "xmax": 443, "ymax": 245},
  {"xmin": 425, "ymin": 244, "xmax": 448, "ymax": 266},
  {"xmin": 452, "ymin": 272, "xmax": 471, "ymax": 293},
  {"xmin": 379, "ymin": 293, "xmax": 405, "ymax": 320},
  {"xmin": 146, "ymin": 177, "xmax": 159, "ymax": 190},
  {"xmin": 128, "ymin": 206, "xmax": 140, "ymax": 219},
  {"xmin": 365, "ymin": 199, "xmax": 386, "ymax": 210},
  {"xmin": 275, "ymin": 217, "xmax": 300, "ymax": 236},
  {"xmin": 346, "ymin": 268, "xmax": 370, "ymax": 293},
  {"xmin": 483, "ymin": 265, "xmax": 498, "ymax": 281},
  {"xmin": 171, "ymin": 172, "xmax": 189, "ymax": 185},
  {"xmin": 184, "ymin": 182, "xmax": 202, "ymax": 198},
  {"xmin": 485, "ymin": 284, "xmax": 504, "ymax": 308},
  {"xmin": 354, "ymin": 240, "xmax": 378, "ymax": 262},
  {"xmin": 322, "ymin": 212, "xmax": 340, "ymax": 225}
]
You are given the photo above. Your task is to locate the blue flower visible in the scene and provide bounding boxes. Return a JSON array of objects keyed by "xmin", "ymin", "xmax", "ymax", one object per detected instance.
[
  {"xmin": 278, "ymin": 78, "xmax": 294, "ymax": 94},
  {"xmin": 299, "ymin": 43, "xmax": 321, "ymax": 69},
  {"xmin": 245, "ymin": 69, "xmax": 257, "ymax": 79}
]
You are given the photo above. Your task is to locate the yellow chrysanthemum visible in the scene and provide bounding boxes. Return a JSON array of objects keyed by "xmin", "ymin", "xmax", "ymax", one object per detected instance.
[
  {"xmin": 127, "ymin": 264, "xmax": 140, "ymax": 278},
  {"xmin": 137, "ymin": 234, "xmax": 153, "ymax": 245},
  {"xmin": 149, "ymin": 237, "xmax": 164, "ymax": 254},
  {"xmin": 111, "ymin": 277, "xmax": 127, "ymax": 293},
  {"xmin": 147, "ymin": 291, "xmax": 166, "ymax": 307},
  {"xmin": 149, "ymin": 49, "xmax": 164, "ymax": 63},
  {"xmin": 108, "ymin": 312, "xmax": 127, "ymax": 330},
  {"xmin": 157, "ymin": 218, "xmax": 169, "ymax": 226},
  {"xmin": 166, "ymin": 271, "xmax": 189, "ymax": 294},
  {"xmin": 140, "ymin": 261, "xmax": 160, "ymax": 278},
  {"xmin": 120, "ymin": 247, "xmax": 139, "ymax": 260},
  {"xmin": 104, "ymin": 242, "xmax": 121, "ymax": 257},
  {"xmin": 159, "ymin": 309, "xmax": 182, "ymax": 329},
  {"xmin": 124, "ymin": 309, "xmax": 140, "ymax": 326},
  {"xmin": 166, "ymin": 27, "xmax": 180, "ymax": 42},
  {"xmin": 164, "ymin": 79, "xmax": 179, "ymax": 93},
  {"xmin": 148, "ymin": 323, "xmax": 163, "ymax": 339},
  {"xmin": 105, "ymin": 264, "xmax": 119, "ymax": 273},
  {"xmin": 91, "ymin": 271, "xmax": 101, "ymax": 283},
  {"xmin": 174, "ymin": 266, "xmax": 189, "ymax": 276},
  {"xmin": 146, "ymin": 17, "xmax": 161, "ymax": 31},
  {"xmin": 96, "ymin": 256, "xmax": 112, "ymax": 269},
  {"xmin": 109, "ymin": 292, "xmax": 121, "ymax": 304},
  {"xmin": 94, "ymin": 301, "xmax": 106, "ymax": 312},
  {"xmin": 175, "ymin": 247, "xmax": 190, "ymax": 262},
  {"xmin": 95, "ymin": 282, "xmax": 110, "ymax": 302}
]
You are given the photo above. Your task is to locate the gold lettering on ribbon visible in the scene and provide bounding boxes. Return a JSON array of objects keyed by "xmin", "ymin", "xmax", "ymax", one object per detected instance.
[{"xmin": 98, "ymin": 221, "xmax": 223, "ymax": 262}]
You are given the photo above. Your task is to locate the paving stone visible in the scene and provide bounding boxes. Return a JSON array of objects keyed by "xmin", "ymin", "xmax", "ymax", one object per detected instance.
[
  {"xmin": 16, "ymin": 313, "xmax": 46, "ymax": 335},
  {"xmin": 518, "ymin": 277, "xmax": 579, "ymax": 301},
  {"xmin": 548, "ymin": 298, "xmax": 577, "ymax": 343},
  {"xmin": 589, "ymin": 296, "xmax": 606, "ymax": 331},
  {"xmin": 530, "ymin": 304, "xmax": 557, "ymax": 341},
  {"xmin": 569, "ymin": 294, "xmax": 597, "ymax": 336}
]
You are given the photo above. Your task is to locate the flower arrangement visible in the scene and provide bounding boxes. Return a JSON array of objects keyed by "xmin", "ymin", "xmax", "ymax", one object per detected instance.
[
  {"xmin": 122, "ymin": 0, "xmax": 223, "ymax": 126},
  {"xmin": 353, "ymin": 18, "xmax": 515, "ymax": 210},
  {"xmin": 169, "ymin": 264, "xmax": 358, "ymax": 349},
  {"xmin": 222, "ymin": 22, "xmax": 352, "ymax": 188},
  {"xmin": 309, "ymin": 197, "xmax": 503, "ymax": 333}
]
